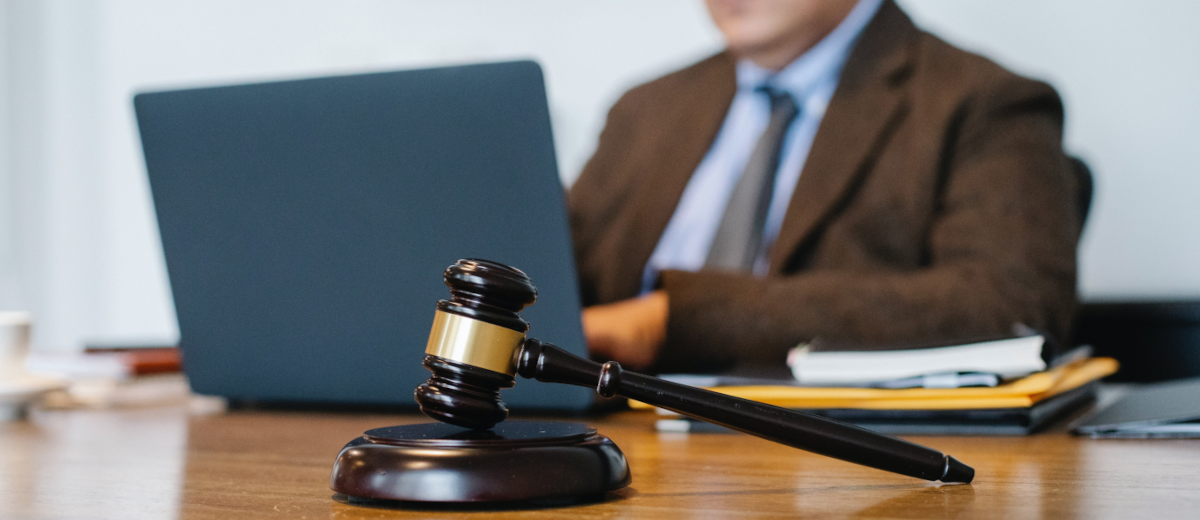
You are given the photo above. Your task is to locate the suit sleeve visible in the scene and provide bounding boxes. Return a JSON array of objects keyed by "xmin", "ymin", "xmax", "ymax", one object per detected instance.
[{"xmin": 654, "ymin": 77, "xmax": 1081, "ymax": 373}]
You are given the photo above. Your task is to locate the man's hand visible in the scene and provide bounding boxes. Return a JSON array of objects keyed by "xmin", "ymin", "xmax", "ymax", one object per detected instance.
[{"xmin": 581, "ymin": 290, "xmax": 669, "ymax": 370}]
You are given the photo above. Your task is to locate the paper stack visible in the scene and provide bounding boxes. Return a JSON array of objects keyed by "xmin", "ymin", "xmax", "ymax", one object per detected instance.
[{"xmin": 640, "ymin": 336, "xmax": 1118, "ymax": 435}]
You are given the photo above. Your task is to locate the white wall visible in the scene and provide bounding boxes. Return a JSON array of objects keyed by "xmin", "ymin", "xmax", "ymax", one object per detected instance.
[
  {"xmin": 896, "ymin": 0, "xmax": 1200, "ymax": 301},
  {"xmin": 0, "ymin": 0, "xmax": 723, "ymax": 350},
  {"xmin": 1, "ymin": 0, "xmax": 1198, "ymax": 351}
]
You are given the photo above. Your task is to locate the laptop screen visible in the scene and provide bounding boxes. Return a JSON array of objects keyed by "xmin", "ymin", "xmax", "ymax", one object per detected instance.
[{"xmin": 135, "ymin": 61, "xmax": 592, "ymax": 410}]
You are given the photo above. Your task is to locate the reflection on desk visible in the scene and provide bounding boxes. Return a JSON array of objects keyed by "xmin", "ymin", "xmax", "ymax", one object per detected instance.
[{"xmin": 1, "ymin": 405, "xmax": 1199, "ymax": 519}]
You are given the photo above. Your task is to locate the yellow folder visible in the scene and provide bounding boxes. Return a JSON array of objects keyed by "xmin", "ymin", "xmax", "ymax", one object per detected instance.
[{"xmin": 630, "ymin": 357, "xmax": 1118, "ymax": 411}]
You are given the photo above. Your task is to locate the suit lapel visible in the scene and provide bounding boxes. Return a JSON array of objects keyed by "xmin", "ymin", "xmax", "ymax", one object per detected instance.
[
  {"xmin": 768, "ymin": 1, "xmax": 919, "ymax": 273},
  {"xmin": 620, "ymin": 54, "xmax": 738, "ymax": 290}
]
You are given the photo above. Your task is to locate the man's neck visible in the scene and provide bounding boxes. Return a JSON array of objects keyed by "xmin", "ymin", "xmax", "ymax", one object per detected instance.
[
  {"xmin": 741, "ymin": 39, "xmax": 824, "ymax": 72},
  {"xmin": 738, "ymin": 4, "xmax": 860, "ymax": 72}
]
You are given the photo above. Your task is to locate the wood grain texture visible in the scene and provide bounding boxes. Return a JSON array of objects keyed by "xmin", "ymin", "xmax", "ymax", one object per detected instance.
[{"xmin": 2, "ymin": 405, "xmax": 1199, "ymax": 519}]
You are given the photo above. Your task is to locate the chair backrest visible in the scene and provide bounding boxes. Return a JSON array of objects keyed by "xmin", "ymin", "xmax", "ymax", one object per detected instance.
[
  {"xmin": 1064, "ymin": 158, "xmax": 1200, "ymax": 383},
  {"xmin": 1069, "ymin": 156, "xmax": 1094, "ymax": 227}
]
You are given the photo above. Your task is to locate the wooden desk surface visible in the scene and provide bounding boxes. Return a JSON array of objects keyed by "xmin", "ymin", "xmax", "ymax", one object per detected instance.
[{"xmin": 2, "ymin": 404, "xmax": 1199, "ymax": 519}]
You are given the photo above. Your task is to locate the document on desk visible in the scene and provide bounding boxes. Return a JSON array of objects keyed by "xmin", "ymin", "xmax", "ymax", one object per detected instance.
[
  {"xmin": 645, "ymin": 357, "xmax": 1117, "ymax": 435},
  {"xmin": 787, "ymin": 335, "xmax": 1048, "ymax": 386},
  {"xmin": 648, "ymin": 357, "xmax": 1115, "ymax": 411}
]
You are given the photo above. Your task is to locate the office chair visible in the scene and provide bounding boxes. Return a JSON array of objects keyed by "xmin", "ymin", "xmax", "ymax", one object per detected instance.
[{"xmin": 1069, "ymin": 156, "xmax": 1093, "ymax": 227}]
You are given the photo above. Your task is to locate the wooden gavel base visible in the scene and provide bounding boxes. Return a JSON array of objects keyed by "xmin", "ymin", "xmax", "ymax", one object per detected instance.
[{"xmin": 329, "ymin": 420, "xmax": 631, "ymax": 504}]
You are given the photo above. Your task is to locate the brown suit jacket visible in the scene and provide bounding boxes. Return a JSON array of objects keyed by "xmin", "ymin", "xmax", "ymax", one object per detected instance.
[{"xmin": 568, "ymin": 1, "xmax": 1081, "ymax": 373}]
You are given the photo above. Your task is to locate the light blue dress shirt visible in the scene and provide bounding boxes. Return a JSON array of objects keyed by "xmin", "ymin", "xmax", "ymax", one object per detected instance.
[{"xmin": 642, "ymin": 0, "xmax": 883, "ymax": 292}]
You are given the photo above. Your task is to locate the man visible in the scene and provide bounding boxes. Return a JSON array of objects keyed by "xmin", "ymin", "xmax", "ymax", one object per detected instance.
[{"xmin": 570, "ymin": 0, "xmax": 1082, "ymax": 373}]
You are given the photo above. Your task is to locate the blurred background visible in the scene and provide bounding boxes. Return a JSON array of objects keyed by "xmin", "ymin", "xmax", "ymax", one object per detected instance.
[{"xmin": 2, "ymin": 0, "xmax": 1199, "ymax": 354}]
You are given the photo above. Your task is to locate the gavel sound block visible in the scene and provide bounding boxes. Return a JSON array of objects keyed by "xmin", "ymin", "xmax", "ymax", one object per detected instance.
[{"xmin": 329, "ymin": 259, "xmax": 972, "ymax": 505}]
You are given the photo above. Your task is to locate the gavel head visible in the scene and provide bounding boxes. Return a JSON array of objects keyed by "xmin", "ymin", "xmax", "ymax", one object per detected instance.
[{"xmin": 414, "ymin": 259, "xmax": 538, "ymax": 430}]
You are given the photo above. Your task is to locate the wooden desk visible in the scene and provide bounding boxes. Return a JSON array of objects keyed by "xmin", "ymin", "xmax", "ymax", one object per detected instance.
[{"xmin": 2, "ymin": 405, "xmax": 1198, "ymax": 519}]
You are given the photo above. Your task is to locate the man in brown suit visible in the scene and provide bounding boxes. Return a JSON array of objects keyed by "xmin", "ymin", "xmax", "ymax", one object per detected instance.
[{"xmin": 570, "ymin": 0, "xmax": 1083, "ymax": 373}]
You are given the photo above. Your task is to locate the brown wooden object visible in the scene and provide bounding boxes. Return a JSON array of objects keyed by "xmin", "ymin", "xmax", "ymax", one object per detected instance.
[
  {"xmin": 341, "ymin": 260, "xmax": 628, "ymax": 504},
  {"xmin": 408, "ymin": 259, "xmax": 973, "ymax": 487},
  {"xmin": 413, "ymin": 259, "xmax": 535, "ymax": 430},
  {"xmin": 329, "ymin": 420, "xmax": 630, "ymax": 503}
]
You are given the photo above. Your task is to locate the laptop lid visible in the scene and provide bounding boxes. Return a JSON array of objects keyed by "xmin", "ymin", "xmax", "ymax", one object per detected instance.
[
  {"xmin": 1072, "ymin": 376, "xmax": 1200, "ymax": 437},
  {"xmin": 134, "ymin": 61, "xmax": 592, "ymax": 410}
]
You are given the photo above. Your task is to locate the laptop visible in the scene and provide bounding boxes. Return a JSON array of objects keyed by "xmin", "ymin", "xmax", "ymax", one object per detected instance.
[
  {"xmin": 134, "ymin": 61, "xmax": 593, "ymax": 411},
  {"xmin": 1072, "ymin": 376, "xmax": 1200, "ymax": 438}
]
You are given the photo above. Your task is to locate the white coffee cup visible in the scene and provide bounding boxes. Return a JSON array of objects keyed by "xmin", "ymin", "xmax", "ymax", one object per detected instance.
[{"xmin": 0, "ymin": 311, "xmax": 33, "ymax": 380}]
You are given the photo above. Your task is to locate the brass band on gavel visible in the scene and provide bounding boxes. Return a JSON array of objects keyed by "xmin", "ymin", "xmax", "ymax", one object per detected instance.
[{"xmin": 424, "ymin": 310, "xmax": 526, "ymax": 376}]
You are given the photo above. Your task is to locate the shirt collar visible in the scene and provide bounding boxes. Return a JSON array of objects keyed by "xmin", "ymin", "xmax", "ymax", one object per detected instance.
[{"xmin": 735, "ymin": 0, "xmax": 883, "ymax": 102}]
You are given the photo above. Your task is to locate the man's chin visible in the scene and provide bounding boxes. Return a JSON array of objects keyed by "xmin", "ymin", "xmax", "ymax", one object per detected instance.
[{"xmin": 724, "ymin": 37, "xmax": 801, "ymax": 70}]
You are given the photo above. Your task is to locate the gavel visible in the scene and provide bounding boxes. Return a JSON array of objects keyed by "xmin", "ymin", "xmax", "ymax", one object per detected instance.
[{"xmin": 414, "ymin": 259, "xmax": 974, "ymax": 484}]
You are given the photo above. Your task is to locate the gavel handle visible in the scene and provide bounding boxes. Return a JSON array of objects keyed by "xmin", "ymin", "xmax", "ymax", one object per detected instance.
[{"xmin": 515, "ymin": 338, "xmax": 974, "ymax": 483}]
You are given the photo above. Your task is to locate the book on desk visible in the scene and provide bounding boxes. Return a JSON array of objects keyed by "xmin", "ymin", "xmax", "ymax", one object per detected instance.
[{"xmin": 639, "ymin": 335, "xmax": 1119, "ymax": 436}]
